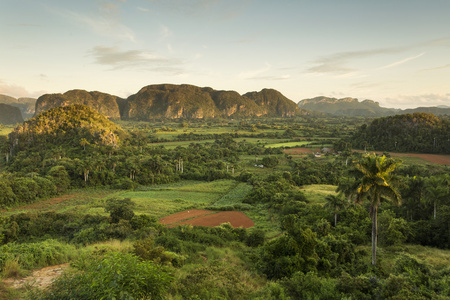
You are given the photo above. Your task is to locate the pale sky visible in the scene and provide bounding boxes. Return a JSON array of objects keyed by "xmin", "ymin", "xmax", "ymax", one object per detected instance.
[{"xmin": 1, "ymin": 0, "xmax": 450, "ymax": 109}]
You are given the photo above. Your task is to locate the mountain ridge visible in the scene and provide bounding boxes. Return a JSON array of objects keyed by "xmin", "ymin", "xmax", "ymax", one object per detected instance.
[
  {"xmin": 298, "ymin": 96, "xmax": 450, "ymax": 116},
  {"xmin": 33, "ymin": 84, "xmax": 304, "ymax": 120}
]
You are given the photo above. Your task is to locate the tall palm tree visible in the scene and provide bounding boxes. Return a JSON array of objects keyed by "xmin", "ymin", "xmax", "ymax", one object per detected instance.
[
  {"xmin": 324, "ymin": 194, "xmax": 347, "ymax": 226},
  {"xmin": 352, "ymin": 153, "xmax": 402, "ymax": 266},
  {"xmin": 425, "ymin": 176, "xmax": 446, "ymax": 219}
]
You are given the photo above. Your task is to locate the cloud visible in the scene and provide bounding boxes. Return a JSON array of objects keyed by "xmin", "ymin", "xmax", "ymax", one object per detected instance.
[
  {"xmin": 75, "ymin": 12, "xmax": 135, "ymax": 41},
  {"xmin": 159, "ymin": 25, "xmax": 172, "ymax": 38},
  {"xmin": 307, "ymin": 37, "xmax": 450, "ymax": 75},
  {"xmin": 51, "ymin": 3, "xmax": 135, "ymax": 42},
  {"xmin": 238, "ymin": 63, "xmax": 290, "ymax": 81},
  {"xmin": 0, "ymin": 81, "xmax": 45, "ymax": 98},
  {"xmin": 238, "ymin": 63, "xmax": 271, "ymax": 79},
  {"xmin": 144, "ymin": 0, "xmax": 246, "ymax": 21},
  {"xmin": 307, "ymin": 47, "xmax": 405, "ymax": 75},
  {"xmin": 378, "ymin": 52, "xmax": 425, "ymax": 70},
  {"xmin": 420, "ymin": 63, "xmax": 450, "ymax": 72},
  {"xmin": 89, "ymin": 46, "xmax": 183, "ymax": 73}
]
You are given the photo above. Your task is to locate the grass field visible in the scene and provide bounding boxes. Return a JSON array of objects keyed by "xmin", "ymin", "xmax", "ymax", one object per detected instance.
[{"xmin": 300, "ymin": 184, "xmax": 338, "ymax": 205}]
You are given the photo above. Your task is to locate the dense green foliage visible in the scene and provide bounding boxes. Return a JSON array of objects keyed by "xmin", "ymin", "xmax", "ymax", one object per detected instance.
[
  {"xmin": 9, "ymin": 104, "xmax": 125, "ymax": 155},
  {"xmin": 351, "ymin": 113, "xmax": 450, "ymax": 154}
]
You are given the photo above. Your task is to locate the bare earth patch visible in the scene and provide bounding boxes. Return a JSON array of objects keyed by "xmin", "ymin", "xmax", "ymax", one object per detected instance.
[
  {"xmin": 284, "ymin": 147, "xmax": 319, "ymax": 155},
  {"xmin": 3, "ymin": 264, "xmax": 69, "ymax": 290},
  {"xmin": 160, "ymin": 210, "xmax": 254, "ymax": 228},
  {"xmin": 159, "ymin": 209, "xmax": 215, "ymax": 225}
]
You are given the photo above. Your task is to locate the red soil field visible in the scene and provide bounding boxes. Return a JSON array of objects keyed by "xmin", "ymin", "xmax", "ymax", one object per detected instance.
[
  {"xmin": 159, "ymin": 209, "xmax": 215, "ymax": 225},
  {"xmin": 159, "ymin": 209, "xmax": 254, "ymax": 228},
  {"xmin": 284, "ymin": 147, "xmax": 319, "ymax": 155}
]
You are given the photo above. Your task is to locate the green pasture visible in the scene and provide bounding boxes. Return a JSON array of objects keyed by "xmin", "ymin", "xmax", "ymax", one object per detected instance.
[
  {"xmin": 0, "ymin": 125, "xmax": 14, "ymax": 136},
  {"xmin": 265, "ymin": 141, "xmax": 312, "ymax": 148},
  {"xmin": 300, "ymin": 184, "xmax": 338, "ymax": 205}
]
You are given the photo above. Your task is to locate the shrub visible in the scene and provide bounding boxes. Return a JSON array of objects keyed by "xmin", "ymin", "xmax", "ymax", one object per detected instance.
[
  {"xmin": 105, "ymin": 198, "xmax": 135, "ymax": 223},
  {"xmin": 31, "ymin": 252, "xmax": 173, "ymax": 300}
]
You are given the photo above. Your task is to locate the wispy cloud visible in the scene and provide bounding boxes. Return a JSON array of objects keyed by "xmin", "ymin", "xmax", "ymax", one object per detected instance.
[
  {"xmin": 89, "ymin": 46, "xmax": 183, "ymax": 73},
  {"xmin": 159, "ymin": 25, "xmax": 172, "ymax": 38},
  {"xmin": 307, "ymin": 47, "xmax": 405, "ymax": 75},
  {"xmin": 238, "ymin": 63, "xmax": 290, "ymax": 80},
  {"xmin": 74, "ymin": 12, "xmax": 135, "ymax": 41},
  {"xmin": 0, "ymin": 81, "xmax": 45, "ymax": 98},
  {"xmin": 420, "ymin": 63, "xmax": 450, "ymax": 72},
  {"xmin": 378, "ymin": 52, "xmax": 425, "ymax": 70},
  {"xmin": 308, "ymin": 37, "xmax": 450, "ymax": 76},
  {"xmin": 50, "ymin": 2, "xmax": 135, "ymax": 42},
  {"xmin": 144, "ymin": 0, "xmax": 247, "ymax": 21}
]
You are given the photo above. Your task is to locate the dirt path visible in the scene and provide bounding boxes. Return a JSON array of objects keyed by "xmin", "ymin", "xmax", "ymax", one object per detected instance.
[{"xmin": 3, "ymin": 264, "xmax": 69, "ymax": 290}]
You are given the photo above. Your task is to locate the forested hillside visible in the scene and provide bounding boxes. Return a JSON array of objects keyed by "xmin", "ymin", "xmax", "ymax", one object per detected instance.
[
  {"xmin": 9, "ymin": 105, "xmax": 126, "ymax": 155},
  {"xmin": 351, "ymin": 113, "xmax": 450, "ymax": 154}
]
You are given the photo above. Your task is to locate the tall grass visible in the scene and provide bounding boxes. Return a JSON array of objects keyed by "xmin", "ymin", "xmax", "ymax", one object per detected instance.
[{"xmin": 0, "ymin": 240, "xmax": 79, "ymax": 271}]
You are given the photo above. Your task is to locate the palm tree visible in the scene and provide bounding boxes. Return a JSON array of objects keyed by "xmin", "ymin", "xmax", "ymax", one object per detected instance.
[
  {"xmin": 425, "ymin": 176, "xmax": 446, "ymax": 219},
  {"xmin": 324, "ymin": 194, "xmax": 347, "ymax": 226},
  {"xmin": 352, "ymin": 153, "xmax": 401, "ymax": 266}
]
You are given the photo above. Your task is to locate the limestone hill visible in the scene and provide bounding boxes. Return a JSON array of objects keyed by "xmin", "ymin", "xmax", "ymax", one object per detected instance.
[
  {"xmin": 0, "ymin": 103, "xmax": 24, "ymax": 125},
  {"xmin": 34, "ymin": 84, "xmax": 303, "ymax": 120},
  {"xmin": 298, "ymin": 96, "xmax": 395, "ymax": 116},
  {"xmin": 10, "ymin": 105, "xmax": 126, "ymax": 154},
  {"xmin": 35, "ymin": 90, "xmax": 122, "ymax": 120},
  {"xmin": 0, "ymin": 94, "xmax": 36, "ymax": 119}
]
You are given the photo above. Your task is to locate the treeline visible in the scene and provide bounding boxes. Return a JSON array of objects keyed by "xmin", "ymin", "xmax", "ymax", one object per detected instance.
[
  {"xmin": 1, "ymin": 133, "xmax": 284, "ymax": 207},
  {"xmin": 351, "ymin": 113, "xmax": 450, "ymax": 154}
]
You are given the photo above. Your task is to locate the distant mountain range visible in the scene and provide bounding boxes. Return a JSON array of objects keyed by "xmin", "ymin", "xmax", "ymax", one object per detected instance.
[
  {"xmin": 1, "ymin": 86, "xmax": 449, "ymax": 125},
  {"xmin": 298, "ymin": 96, "xmax": 450, "ymax": 116},
  {"xmin": 34, "ymin": 84, "xmax": 303, "ymax": 120}
]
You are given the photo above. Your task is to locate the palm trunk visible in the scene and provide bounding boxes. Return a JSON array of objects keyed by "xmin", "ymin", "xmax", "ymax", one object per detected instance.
[
  {"xmin": 334, "ymin": 213, "xmax": 337, "ymax": 227},
  {"xmin": 434, "ymin": 201, "xmax": 437, "ymax": 219},
  {"xmin": 372, "ymin": 206, "xmax": 378, "ymax": 266}
]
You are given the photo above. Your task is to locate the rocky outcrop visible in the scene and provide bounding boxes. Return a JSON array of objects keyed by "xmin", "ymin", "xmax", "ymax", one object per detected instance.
[
  {"xmin": 35, "ymin": 90, "xmax": 122, "ymax": 120},
  {"xmin": 244, "ymin": 89, "xmax": 300, "ymax": 117},
  {"xmin": 124, "ymin": 84, "xmax": 301, "ymax": 120}
]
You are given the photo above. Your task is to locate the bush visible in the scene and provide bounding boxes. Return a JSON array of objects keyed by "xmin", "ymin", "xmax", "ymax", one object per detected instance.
[
  {"xmin": 31, "ymin": 252, "xmax": 173, "ymax": 300},
  {"xmin": 246, "ymin": 229, "xmax": 265, "ymax": 247},
  {"xmin": 0, "ymin": 239, "xmax": 78, "ymax": 271},
  {"xmin": 105, "ymin": 198, "xmax": 135, "ymax": 223}
]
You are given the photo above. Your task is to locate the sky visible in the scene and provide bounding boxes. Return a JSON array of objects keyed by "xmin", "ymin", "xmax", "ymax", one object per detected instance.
[{"xmin": 1, "ymin": 0, "xmax": 450, "ymax": 109}]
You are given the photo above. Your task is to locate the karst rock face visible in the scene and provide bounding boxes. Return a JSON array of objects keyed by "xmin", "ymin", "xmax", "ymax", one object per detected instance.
[
  {"xmin": 35, "ymin": 90, "xmax": 122, "ymax": 120},
  {"xmin": 125, "ymin": 84, "xmax": 218, "ymax": 120},
  {"xmin": 0, "ymin": 103, "xmax": 24, "ymax": 124},
  {"xmin": 124, "ymin": 84, "xmax": 301, "ymax": 120},
  {"xmin": 32, "ymin": 84, "xmax": 302, "ymax": 121},
  {"xmin": 243, "ymin": 88, "xmax": 300, "ymax": 117}
]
